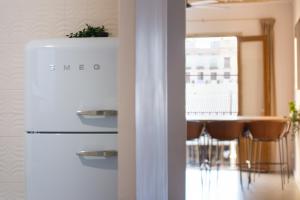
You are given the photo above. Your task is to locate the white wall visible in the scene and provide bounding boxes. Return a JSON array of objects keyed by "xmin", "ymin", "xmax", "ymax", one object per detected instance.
[
  {"xmin": 187, "ymin": 1, "xmax": 294, "ymax": 116},
  {"xmin": 0, "ymin": 1, "xmax": 118, "ymax": 199},
  {"xmin": 293, "ymin": 0, "xmax": 300, "ymax": 189},
  {"xmin": 118, "ymin": 0, "xmax": 136, "ymax": 199}
]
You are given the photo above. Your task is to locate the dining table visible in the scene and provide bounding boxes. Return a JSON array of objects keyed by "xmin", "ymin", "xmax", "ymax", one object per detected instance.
[{"xmin": 186, "ymin": 115, "xmax": 288, "ymax": 123}]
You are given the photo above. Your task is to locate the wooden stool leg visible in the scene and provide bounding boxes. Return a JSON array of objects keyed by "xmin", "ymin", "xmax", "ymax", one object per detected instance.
[
  {"xmin": 253, "ymin": 141, "xmax": 258, "ymax": 182},
  {"xmin": 209, "ymin": 137, "xmax": 212, "ymax": 170},
  {"xmin": 238, "ymin": 138, "xmax": 243, "ymax": 187},
  {"xmin": 280, "ymin": 139, "xmax": 286, "ymax": 186},
  {"xmin": 278, "ymin": 140, "xmax": 284, "ymax": 190},
  {"xmin": 216, "ymin": 140, "xmax": 220, "ymax": 181},
  {"xmin": 248, "ymin": 139, "xmax": 254, "ymax": 187},
  {"xmin": 285, "ymin": 136, "xmax": 290, "ymax": 183},
  {"xmin": 257, "ymin": 141, "xmax": 262, "ymax": 176}
]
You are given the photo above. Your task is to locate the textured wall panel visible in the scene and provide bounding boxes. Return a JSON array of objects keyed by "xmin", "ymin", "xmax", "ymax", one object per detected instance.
[
  {"xmin": 0, "ymin": 137, "xmax": 24, "ymax": 182},
  {"xmin": 0, "ymin": 0, "xmax": 118, "ymax": 199},
  {"xmin": 0, "ymin": 182, "xmax": 25, "ymax": 200},
  {"xmin": 0, "ymin": 114, "xmax": 24, "ymax": 137}
]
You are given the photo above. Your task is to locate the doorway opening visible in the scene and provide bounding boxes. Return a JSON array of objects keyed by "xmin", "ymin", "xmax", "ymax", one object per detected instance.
[
  {"xmin": 186, "ymin": 36, "xmax": 239, "ymax": 120},
  {"xmin": 186, "ymin": 36, "xmax": 239, "ymax": 169}
]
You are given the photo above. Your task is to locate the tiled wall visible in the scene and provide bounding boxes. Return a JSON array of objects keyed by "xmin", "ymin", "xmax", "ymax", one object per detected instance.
[{"xmin": 0, "ymin": 0, "xmax": 118, "ymax": 199}]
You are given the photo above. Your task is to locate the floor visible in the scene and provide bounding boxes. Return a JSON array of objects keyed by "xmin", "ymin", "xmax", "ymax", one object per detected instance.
[{"xmin": 186, "ymin": 167, "xmax": 300, "ymax": 200}]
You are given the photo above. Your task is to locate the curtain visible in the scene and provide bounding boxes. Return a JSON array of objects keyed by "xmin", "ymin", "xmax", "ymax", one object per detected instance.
[
  {"xmin": 260, "ymin": 18, "xmax": 276, "ymax": 115},
  {"xmin": 295, "ymin": 19, "xmax": 300, "ymax": 89},
  {"xmin": 295, "ymin": 19, "xmax": 300, "ymax": 38}
]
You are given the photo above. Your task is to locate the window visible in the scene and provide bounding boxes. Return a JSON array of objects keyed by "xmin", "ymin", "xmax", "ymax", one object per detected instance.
[
  {"xmin": 186, "ymin": 71, "xmax": 191, "ymax": 83},
  {"xmin": 211, "ymin": 41, "xmax": 220, "ymax": 48},
  {"xmin": 224, "ymin": 72, "xmax": 231, "ymax": 79},
  {"xmin": 209, "ymin": 58, "xmax": 218, "ymax": 69},
  {"xmin": 198, "ymin": 72, "xmax": 204, "ymax": 81},
  {"xmin": 185, "ymin": 36, "xmax": 238, "ymax": 119},
  {"xmin": 224, "ymin": 57, "xmax": 231, "ymax": 68},
  {"xmin": 210, "ymin": 72, "xmax": 217, "ymax": 80}
]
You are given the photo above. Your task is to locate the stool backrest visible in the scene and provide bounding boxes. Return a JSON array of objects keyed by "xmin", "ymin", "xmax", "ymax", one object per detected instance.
[
  {"xmin": 187, "ymin": 122, "xmax": 203, "ymax": 140},
  {"xmin": 247, "ymin": 120, "xmax": 287, "ymax": 141},
  {"xmin": 282, "ymin": 120, "xmax": 291, "ymax": 137},
  {"xmin": 205, "ymin": 121, "xmax": 245, "ymax": 141}
]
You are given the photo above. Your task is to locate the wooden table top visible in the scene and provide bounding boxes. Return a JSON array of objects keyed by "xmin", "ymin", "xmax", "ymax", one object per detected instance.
[{"xmin": 186, "ymin": 115, "xmax": 288, "ymax": 122}]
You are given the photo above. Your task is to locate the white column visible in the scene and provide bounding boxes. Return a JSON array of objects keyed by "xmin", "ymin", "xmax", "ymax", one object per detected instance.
[
  {"xmin": 166, "ymin": 0, "xmax": 186, "ymax": 199},
  {"xmin": 118, "ymin": 0, "xmax": 186, "ymax": 199},
  {"xmin": 118, "ymin": 0, "xmax": 136, "ymax": 199}
]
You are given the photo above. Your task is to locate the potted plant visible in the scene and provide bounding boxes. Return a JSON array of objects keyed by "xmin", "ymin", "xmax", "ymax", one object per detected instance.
[
  {"xmin": 289, "ymin": 101, "xmax": 299, "ymax": 135},
  {"xmin": 66, "ymin": 24, "xmax": 109, "ymax": 38}
]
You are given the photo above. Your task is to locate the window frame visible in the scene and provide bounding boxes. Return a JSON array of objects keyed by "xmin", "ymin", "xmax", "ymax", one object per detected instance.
[
  {"xmin": 238, "ymin": 35, "xmax": 270, "ymax": 115},
  {"xmin": 186, "ymin": 33, "xmax": 271, "ymax": 116}
]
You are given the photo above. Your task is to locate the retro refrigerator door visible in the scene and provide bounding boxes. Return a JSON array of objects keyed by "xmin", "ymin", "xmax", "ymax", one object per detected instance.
[
  {"xmin": 26, "ymin": 134, "xmax": 117, "ymax": 200},
  {"xmin": 25, "ymin": 38, "xmax": 118, "ymax": 132}
]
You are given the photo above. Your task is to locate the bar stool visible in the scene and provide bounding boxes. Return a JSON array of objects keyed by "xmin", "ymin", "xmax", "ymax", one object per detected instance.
[
  {"xmin": 280, "ymin": 120, "xmax": 291, "ymax": 182},
  {"xmin": 205, "ymin": 121, "xmax": 245, "ymax": 185},
  {"xmin": 187, "ymin": 121, "xmax": 204, "ymax": 166},
  {"xmin": 247, "ymin": 120, "xmax": 287, "ymax": 189},
  {"xmin": 187, "ymin": 121, "xmax": 203, "ymax": 140}
]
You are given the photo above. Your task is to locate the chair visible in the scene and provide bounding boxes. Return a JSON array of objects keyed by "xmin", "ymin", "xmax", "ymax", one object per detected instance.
[
  {"xmin": 186, "ymin": 122, "xmax": 204, "ymax": 166},
  {"xmin": 187, "ymin": 121, "xmax": 203, "ymax": 140},
  {"xmin": 247, "ymin": 120, "xmax": 288, "ymax": 189},
  {"xmin": 205, "ymin": 121, "xmax": 245, "ymax": 185},
  {"xmin": 280, "ymin": 120, "xmax": 291, "ymax": 182}
]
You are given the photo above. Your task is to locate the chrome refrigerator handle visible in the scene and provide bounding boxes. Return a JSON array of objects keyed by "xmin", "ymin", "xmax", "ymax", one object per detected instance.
[
  {"xmin": 76, "ymin": 110, "xmax": 118, "ymax": 117},
  {"xmin": 76, "ymin": 150, "xmax": 118, "ymax": 158}
]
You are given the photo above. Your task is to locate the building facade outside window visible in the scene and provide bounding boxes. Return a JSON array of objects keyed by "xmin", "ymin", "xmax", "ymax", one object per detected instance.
[{"xmin": 186, "ymin": 36, "xmax": 238, "ymax": 119}]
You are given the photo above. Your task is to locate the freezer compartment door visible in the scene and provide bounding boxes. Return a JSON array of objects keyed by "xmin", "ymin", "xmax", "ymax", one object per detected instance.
[
  {"xmin": 26, "ymin": 134, "xmax": 117, "ymax": 200},
  {"xmin": 25, "ymin": 38, "xmax": 117, "ymax": 132}
]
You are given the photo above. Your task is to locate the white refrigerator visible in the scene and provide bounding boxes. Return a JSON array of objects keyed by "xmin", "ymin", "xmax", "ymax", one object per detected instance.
[{"xmin": 25, "ymin": 38, "xmax": 118, "ymax": 200}]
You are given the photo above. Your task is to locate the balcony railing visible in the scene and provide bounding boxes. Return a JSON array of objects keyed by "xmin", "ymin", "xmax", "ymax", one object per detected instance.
[{"xmin": 186, "ymin": 74, "xmax": 238, "ymax": 119}]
